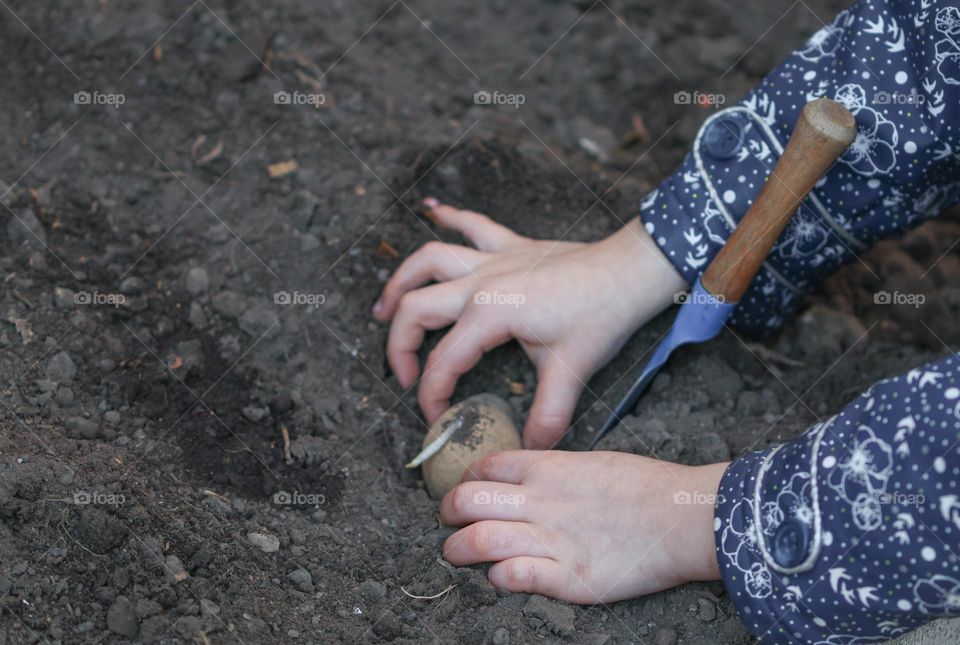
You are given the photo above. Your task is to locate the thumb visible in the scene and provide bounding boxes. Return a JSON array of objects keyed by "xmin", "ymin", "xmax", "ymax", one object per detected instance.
[{"xmin": 523, "ymin": 361, "xmax": 584, "ymax": 449}]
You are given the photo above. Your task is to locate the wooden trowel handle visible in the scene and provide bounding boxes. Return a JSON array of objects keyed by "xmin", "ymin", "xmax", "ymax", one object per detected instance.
[{"xmin": 701, "ymin": 98, "xmax": 856, "ymax": 303}]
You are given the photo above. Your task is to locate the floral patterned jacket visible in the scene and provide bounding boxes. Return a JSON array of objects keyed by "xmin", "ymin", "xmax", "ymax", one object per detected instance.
[{"xmin": 641, "ymin": 1, "xmax": 960, "ymax": 642}]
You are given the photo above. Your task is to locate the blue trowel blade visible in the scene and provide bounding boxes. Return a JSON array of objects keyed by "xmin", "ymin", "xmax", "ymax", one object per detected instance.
[{"xmin": 589, "ymin": 278, "xmax": 736, "ymax": 449}]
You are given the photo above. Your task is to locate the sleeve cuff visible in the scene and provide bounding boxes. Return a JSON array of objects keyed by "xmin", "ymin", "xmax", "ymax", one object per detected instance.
[
  {"xmin": 712, "ymin": 353, "xmax": 960, "ymax": 642},
  {"xmin": 639, "ymin": 105, "xmax": 859, "ymax": 336},
  {"xmin": 713, "ymin": 419, "xmax": 832, "ymax": 642}
]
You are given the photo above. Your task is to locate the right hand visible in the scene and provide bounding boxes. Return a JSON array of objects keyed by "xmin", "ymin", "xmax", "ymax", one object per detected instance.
[
  {"xmin": 439, "ymin": 450, "xmax": 726, "ymax": 602},
  {"xmin": 373, "ymin": 197, "xmax": 686, "ymax": 448}
]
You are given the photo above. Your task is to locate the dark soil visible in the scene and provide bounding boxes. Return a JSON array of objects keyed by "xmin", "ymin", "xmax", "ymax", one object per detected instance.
[{"xmin": 1, "ymin": 0, "xmax": 957, "ymax": 643}]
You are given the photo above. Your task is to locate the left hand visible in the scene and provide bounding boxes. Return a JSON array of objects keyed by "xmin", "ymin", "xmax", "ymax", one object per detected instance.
[{"xmin": 373, "ymin": 198, "xmax": 685, "ymax": 448}]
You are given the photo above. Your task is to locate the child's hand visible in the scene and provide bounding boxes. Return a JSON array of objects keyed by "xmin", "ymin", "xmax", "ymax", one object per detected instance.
[
  {"xmin": 439, "ymin": 450, "xmax": 725, "ymax": 602},
  {"xmin": 373, "ymin": 198, "xmax": 686, "ymax": 448}
]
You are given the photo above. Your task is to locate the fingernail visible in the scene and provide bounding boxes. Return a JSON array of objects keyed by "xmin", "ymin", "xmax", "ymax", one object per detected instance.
[
  {"xmin": 372, "ymin": 298, "xmax": 384, "ymax": 315},
  {"xmin": 422, "ymin": 197, "xmax": 439, "ymax": 209}
]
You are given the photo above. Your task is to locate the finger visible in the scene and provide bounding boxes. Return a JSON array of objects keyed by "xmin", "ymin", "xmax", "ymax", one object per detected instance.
[
  {"xmin": 523, "ymin": 360, "xmax": 584, "ymax": 449},
  {"xmin": 487, "ymin": 557, "xmax": 570, "ymax": 598},
  {"xmin": 424, "ymin": 197, "xmax": 519, "ymax": 252},
  {"xmin": 386, "ymin": 281, "xmax": 470, "ymax": 387},
  {"xmin": 418, "ymin": 311, "xmax": 512, "ymax": 423},
  {"xmin": 462, "ymin": 450, "xmax": 546, "ymax": 485},
  {"xmin": 443, "ymin": 521, "xmax": 551, "ymax": 566},
  {"xmin": 439, "ymin": 481, "xmax": 530, "ymax": 525},
  {"xmin": 373, "ymin": 241, "xmax": 484, "ymax": 321}
]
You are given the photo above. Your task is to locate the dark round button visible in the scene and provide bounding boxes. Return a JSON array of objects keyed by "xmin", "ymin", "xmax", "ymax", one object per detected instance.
[
  {"xmin": 703, "ymin": 117, "xmax": 744, "ymax": 160},
  {"xmin": 772, "ymin": 519, "xmax": 810, "ymax": 568}
]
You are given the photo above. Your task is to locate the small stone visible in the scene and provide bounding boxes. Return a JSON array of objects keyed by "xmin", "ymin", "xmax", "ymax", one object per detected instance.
[
  {"xmin": 106, "ymin": 596, "xmax": 140, "ymax": 638},
  {"xmin": 523, "ymin": 595, "xmax": 575, "ymax": 636},
  {"xmin": 238, "ymin": 307, "xmax": 279, "ymax": 337},
  {"xmin": 653, "ymin": 628, "xmax": 678, "ymax": 645},
  {"xmin": 200, "ymin": 598, "xmax": 220, "ymax": 617},
  {"xmin": 139, "ymin": 615, "xmax": 170, "ymax": 642},
  {"xmin": 65, "ymin": 416, "xmax": 99, "ymax": 439},
  {"xmin": 56, "ymin": 386, "xmax": 74, "ymax": 406},
  {"xmin": 359, "ymin": 579, "xmax": 386, "ymax": 604},
  {"xmin": 7, "ymin": 209, "xmax": 46, "ymax": 248},
  {"xmin": 289, "ymin": 528, "xmax": 306, "ymax": 545},
  {"xmin": 139, "ymin": 536, "xmax": 165, "ymax": 571},
  {"xmin": 184, "ymin": 267, "xmax": 210, "ymax": 295},
  {"xmin": 492, "ymin": 627, "xmax": 510, "ymax": 645},
  {"xmin": 205, "ymin": 223, "xmax": 231, "ymax": 243},
  {"xmin": 53, "ymin": 287, "xmax": 75, "ymax": 308},
  {"xmin": 202, "ymin": 496, "xmax": 232, "ymax": 515},
  {"xmin": 119, "ymin": 277, "xmax": 144, "ymax": 295},
  {"xmin": 135, "ymin": 598, "xmax": 162, "ymax": 618},
  {"xmin": 45, "ymin": 351, "xmax": 76, "ymax": 381},
  {"xmin": 299, "ymin": 234, "xmax": 320, "ymax": 253},
  {"xmin": 372, "ymin": 610, "xmax": 402, "ymax": 640},
  {"xmin": 103, "ymin": 410, "xmax": 122, "ymax": 426},
  {"xmin": 175, "ymin": 615, "xmax": 203, "ymax": 639},
  {"xmin": 212, "ymin": 290, "xmax": 247, "ymax": 319},
  {"xmin": 287, "ymin": 568, "xmax": 313, "ymax": 592},
  {"xmin": 697, "ymin": 598, "xmax": 716, "ymax": 622},
  {"xmin": 174, "ymin": 339, "xmax": 205, "ymax": 376},
  {"xmin": 188, "ymin": 301, "xmax": 208, "ymax": 330},
  {"xmin": 270, "ymin": 391, "xmax": 294, "ymax": 415},
  {"xmin": 568, "ymin": 118, "xmax": 617, "ymax": 163},
  {"xmin": 242, "ymin": 405, "xmax": 269, "ymax": 422},
  {"xmin": 584, "ymin": 634, "xmax": 611, "ymax": 645},
  {"xmin": 165, "ymin": 555, "xmax": 189, "ymax": 583},
  {"xmin": 247, "ymin": 532, "xmax": 280, "ymax": 553}
]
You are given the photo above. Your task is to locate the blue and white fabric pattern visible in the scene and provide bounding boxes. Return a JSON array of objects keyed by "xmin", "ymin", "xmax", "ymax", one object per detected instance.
[
  {"xmin": 640, "ymin": 0, "xmax": 960, "ymax": 335},
  {"xmin": 635, "ymin": 1, "xmax": 960, "ymax": 642},
  {"xmin": 715, "ymin": 354, "xmax": 960, "ymax": 643}
]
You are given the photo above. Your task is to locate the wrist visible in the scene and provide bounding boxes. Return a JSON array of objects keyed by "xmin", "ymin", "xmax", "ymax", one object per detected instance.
[
  {"xmin": 669, "ymin": 462, "xmax": 727, "ymax": 583},
  {"xmin": 603, "ymin": 218, "xmax": 688, "ymax": 329}
]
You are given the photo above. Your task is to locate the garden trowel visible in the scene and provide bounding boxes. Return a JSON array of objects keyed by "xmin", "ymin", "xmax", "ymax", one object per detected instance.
[{"xmin": 590, "ymin": 97, "xmax": 856, "ymax": 449}]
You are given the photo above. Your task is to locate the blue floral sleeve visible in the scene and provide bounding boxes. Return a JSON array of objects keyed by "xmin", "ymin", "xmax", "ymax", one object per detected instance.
[
  {"xmin": 638, "ymin": 1, "xmax": 960, "ymax": 641},
  {"xmin": 641, "ymin": 0, "xmax": 960, "ymax": 335},
  {"xmin": 714, "ymin": 354, "xmax": 960, "ymax": 643}
]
